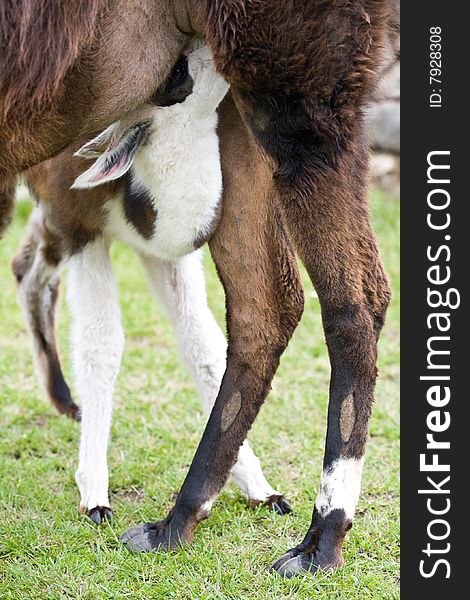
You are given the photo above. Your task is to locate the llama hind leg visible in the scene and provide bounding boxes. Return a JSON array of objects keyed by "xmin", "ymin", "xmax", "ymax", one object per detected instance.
[
  {"xmin": 140, "ymin": 250, "xmax": 291, "ymax": 514},
  {"xmin": 11, "ymin": 206, "xmax": 79, "ymax": 419},
  {"xmin": 67, "ymin": 237, "xmax": 124, "ymax": 523},
  {"xmin": 271, "ymin": 143, "xmax": 391, "ymax": 577}
]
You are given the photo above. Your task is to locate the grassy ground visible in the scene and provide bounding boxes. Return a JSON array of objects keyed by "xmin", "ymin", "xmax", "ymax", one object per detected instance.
[{"xmin": 0, "ymin": 189, "xmax": 399, "ymax": 599}]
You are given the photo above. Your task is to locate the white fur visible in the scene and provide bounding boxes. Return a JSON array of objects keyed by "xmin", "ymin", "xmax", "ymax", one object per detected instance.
[
  {"xmin": 315, "ymin": 457, "xmax": 365, "ymax": 520},
  {"xmin": 140, "ymin": 251, "xmax": 227, "ymax": 411},
  {"xmin": 230, "ymin": 441, "xmax": 279, "ymax": 502},
  {"xmin": 67, "ymin": 43, "xmax": 278, "ymax": 511},
  {"xmin": 67, "ymin": 238, "xmax": 124, "ymax": 510},
  {"xmin": 103, "ymin": 44, "xmax": 229, "ymax": 260}
]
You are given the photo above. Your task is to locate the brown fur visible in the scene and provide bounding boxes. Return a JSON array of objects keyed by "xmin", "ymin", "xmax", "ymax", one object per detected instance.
[
  {"xmin": 0, "ymin": 0, "xmax": 189, "ymax": 182},
  {"xmin": 0, "ymin": 179, "xmax": 15, "ymax": 239},
  {"xmin": 121, "ymin": 174, "xmax": 158, "ymax": 240},
  {"xmin": 192, "ymin": 0, "xmax": 392, "ymax": 573},
  {"xmin": 201, "ymin": 0, "xmax": 391, "ymax": 187},
  {"xmin": 0, "ymin": 0, "xmax": 104, "ymax": 121},
  {"xmin": 117, "ymin": 1, "xmax": 393, "ymax": 573}
]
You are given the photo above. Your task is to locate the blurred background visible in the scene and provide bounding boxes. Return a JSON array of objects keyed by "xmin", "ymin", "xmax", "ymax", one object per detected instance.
[{"xmin": 369, "ymin": 61, "xmax": 400, "ymax": 195}]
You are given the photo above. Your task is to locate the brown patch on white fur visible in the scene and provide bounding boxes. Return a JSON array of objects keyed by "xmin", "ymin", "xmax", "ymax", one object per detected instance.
[{"xmin": 26, "ymin": 146, "xmax": 121, "ymax": 256}]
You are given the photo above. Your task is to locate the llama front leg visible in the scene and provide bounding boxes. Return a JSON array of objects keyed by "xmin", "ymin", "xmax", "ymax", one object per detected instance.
[
  {"xmin": 67, "ymin": 237, "xmax": 124, "ymax": 524},
  {"xmin": 120, "ymin": 97, "xmax": 303, "ymax": 553},
  {"xmin": 140, "ymin": 250, "xmax": 291, "ymax": 513}
]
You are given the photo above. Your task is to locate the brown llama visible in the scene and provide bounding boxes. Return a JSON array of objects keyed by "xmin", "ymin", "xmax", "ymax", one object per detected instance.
[
  {"xmin": 3, "ymin": 0, "xmax": 397, "ymax": 577},
  {"xmin": 120, "ymin": 0, "xmax": 393, "ymax": 577}
]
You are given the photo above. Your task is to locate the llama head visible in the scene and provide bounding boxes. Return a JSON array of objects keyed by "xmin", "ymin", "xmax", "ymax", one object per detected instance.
[
  {"xmin": 71, "ymin": 39, "xmax": 228, "ymax": 189},
  {"xmin": 150, "ymin": 54, "xmax": 194, "ymax": 107}
]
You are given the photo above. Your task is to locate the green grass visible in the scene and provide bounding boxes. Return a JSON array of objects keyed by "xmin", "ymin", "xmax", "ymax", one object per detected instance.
[{"xmin": 0, "ymin": 189, "xmax": 399, "ymax": 599}]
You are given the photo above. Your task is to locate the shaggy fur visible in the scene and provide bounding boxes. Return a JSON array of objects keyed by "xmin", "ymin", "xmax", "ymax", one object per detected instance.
[
  {"xmin": 0, "ymin": 180, "xmax": 15, "ymax": 239},
  {"xmin": 200, "ymin": 0, "xmax": 391, "ymax": 188},
  {"xmin": 0, "ymin": 0, "xmax": 104, "ymax": 121}
]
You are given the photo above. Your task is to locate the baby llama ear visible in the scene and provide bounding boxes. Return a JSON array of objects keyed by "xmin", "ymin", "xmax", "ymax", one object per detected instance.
[
  {"xmin": 71, "ymin": 121, "xmax": 151, "ymax": 189},
  {"xmin": 74, "ymin": 123, "xmax": 116, "ymax": 159}
]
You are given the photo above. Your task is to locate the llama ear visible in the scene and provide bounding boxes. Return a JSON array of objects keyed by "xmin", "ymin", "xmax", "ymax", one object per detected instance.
[
  {"xmin": 74, "ymin": 123, "xmax": 116, "ymax": 159},
  {"xmin": 71, "ymin": 121, "xmax": 151, "ymax": 189}
]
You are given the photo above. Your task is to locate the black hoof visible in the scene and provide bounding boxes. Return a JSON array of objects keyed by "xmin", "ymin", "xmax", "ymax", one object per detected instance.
[
  {"xmin": 87, "ymin": 506, "xmax": 113, "ymax": 525},
  {"xmin": 266, "ymin": 494, "xmax": 293, "ymax": 515},
  {"xmin": 271, "ymin": 549, "xmax": 317, "ymax": 577},
  {"xmin": 58, "ymin": 400, "xmax": 80, "ymax": 421},
  {"xmin": 69, "ymin": 406, "xmax": 81, "ymax": 421},
  {"xmin": 120, "ymin": 518, "xmax": 190, "ymax": 553},
  {"xmin": 271, "ymin": 546, "xmax": 344, "ymax": 578}
]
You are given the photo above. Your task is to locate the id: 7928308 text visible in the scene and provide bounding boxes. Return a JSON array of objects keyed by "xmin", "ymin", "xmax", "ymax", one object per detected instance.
[{"xmin": 429, "ymin": 26, "xmax": 442, "ymax": 108}]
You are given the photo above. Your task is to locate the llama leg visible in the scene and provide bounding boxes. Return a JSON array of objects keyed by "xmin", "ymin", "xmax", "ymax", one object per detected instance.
[
  {"xmin": 121, "ymin": 97, "xmax": 303, "ymax": 552},
  {"xmin": 139, "ymin": 250, "xmax": 291, "ymax": 514},
  {"xmin": 270, "ymin": 144, "xmax": 391, "ymax": 576},
  {"xmin": 202, "ymin": 8, "xmax": 390, "ymax": 569},
  {"xmin": 11, "ymin": 206, "xmax": 79, "ymax": 419},
  {"xmin": 67, "ymin": 236, "xmax": 124, "ymax": 523}
]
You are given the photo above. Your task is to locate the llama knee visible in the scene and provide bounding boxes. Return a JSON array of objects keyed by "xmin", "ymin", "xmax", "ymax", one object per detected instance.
[{"xmin": 11, "ymin": 238, "xmax": 36, "ymax": 285}]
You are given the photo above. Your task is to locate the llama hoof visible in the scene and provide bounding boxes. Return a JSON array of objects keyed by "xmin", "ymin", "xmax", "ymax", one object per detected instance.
[
  {"xmin": 120, "ymin": 517, "xmax": 190, "ymax": 553},
  {"xmin": 87, "ymin": 506, "xmax": 113, "ymax": 525},
  {"xmin": 270, "ymin": 546, "xmax": 344, "ymax": 578},
  {"xmin": 67, "ymin": 405, "xmax": 81, "ymax": 421},
  {"xmin": 271, "ymin": 550, "xmax": 317, "ymax": 577},
  {"xmin": 60, "ymin": 399, "xmax": 80, "ymax": 421},
  {"xmin": 249, "ymin": 494, "xmax": 293, "ymax": 515},
  {"xmin": 266, "ymin": 494, "xmax": 293, "ymax": 515}
]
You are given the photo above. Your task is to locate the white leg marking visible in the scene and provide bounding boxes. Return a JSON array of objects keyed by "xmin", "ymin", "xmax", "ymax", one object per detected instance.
[
  {"xmin": 315, "ymin": 457, "xmax": 365, "ymax": 520},
  {"xmin": 140, "ymin": 250, "xmax": 279, "ymax": 503},
  {"xmin": 67, "ymin": 238, "xmax": 124, "ymax": 510}
]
